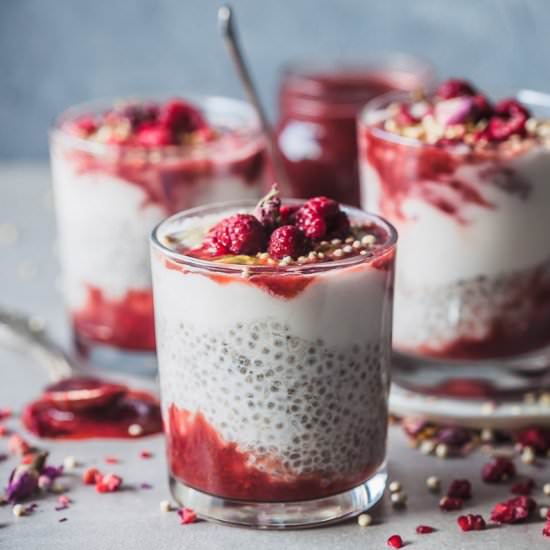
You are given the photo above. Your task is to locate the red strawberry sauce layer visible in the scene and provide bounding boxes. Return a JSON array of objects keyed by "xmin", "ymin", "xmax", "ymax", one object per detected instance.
[
  {"xmin": 167, "ymin": 404, "xmax": 379, "ymax": 501},
  {"xmin": 72, "ymin": 286, "xmax": 156, "ymax": 352},
  {"xmin": 22, "ymin": 377, "xmax": 162, "ymax": 439},
  {"xmin": 163, "ymin": 188, "xmax": 395, "ymax": 299}
]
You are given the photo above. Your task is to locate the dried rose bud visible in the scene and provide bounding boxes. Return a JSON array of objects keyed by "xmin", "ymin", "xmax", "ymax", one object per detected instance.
[
  {"xmin": 5, "ymin": 452, "xmax": 48, "ymax": 503},
  {"xmin": 253, "ymin": 184, "xmax": 281, "ymax": 230}
]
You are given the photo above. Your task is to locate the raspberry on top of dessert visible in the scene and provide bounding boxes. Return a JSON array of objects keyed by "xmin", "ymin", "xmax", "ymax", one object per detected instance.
[
  {"xmin": 166, "ymin": 185, "xmax": 390, "ymax": 268},
  {"xmin": 62, "ymin": 98, "xmax": 216, "ymax": 148},
  {"xmin": 371, "ymin": 78, "xmax": 549, "ymax": 149}
]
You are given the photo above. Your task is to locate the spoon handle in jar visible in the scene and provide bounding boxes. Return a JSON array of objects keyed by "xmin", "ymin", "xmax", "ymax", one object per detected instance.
[{"xmin": 218, "ymin": 4, "xmax": 289, "ymax": 187}]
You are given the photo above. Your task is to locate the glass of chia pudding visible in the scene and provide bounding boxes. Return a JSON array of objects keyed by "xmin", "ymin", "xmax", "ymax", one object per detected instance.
[
  {"xmin": 150, "ymin": 187, "xmax": 396, "ymax": 527},
  {"xmin": 50, "ymin": 96, "xmax": 265, "ymax": 368},
  {"xmin": 358, "ymin": 78, "xmax": 550, "ymax": 397}
]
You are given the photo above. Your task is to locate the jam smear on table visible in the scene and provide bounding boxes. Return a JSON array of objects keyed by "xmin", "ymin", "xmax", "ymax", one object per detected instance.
[{"xmin": 22, "ymin": 377, "xmax": 162, "ymax": 439}]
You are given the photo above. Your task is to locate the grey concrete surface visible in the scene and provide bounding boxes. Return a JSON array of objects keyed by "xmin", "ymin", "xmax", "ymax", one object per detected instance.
[
  {"xmin": 1, "ymin": 162, "xmax": 550, "ymax": 548},
  {"xmin": 2, "ymin": 0, "xmax": 550, "ymax": 158}
]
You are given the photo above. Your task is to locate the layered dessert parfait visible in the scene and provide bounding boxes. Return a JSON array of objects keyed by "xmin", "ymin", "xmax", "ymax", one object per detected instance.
[
  {"xmin": 359, "ymin": 79, "xmax": 550, "ymax": 367},
  {"xmin": 151, "ymin": 187, "xmax": 396, "ymax": 526},
  {"xmin": 276, "ymin": 55, "xmax": 433, "ymax": 207},
  {"xmin": 50, "ymin": 96, "xmax": 265, "ymax": 357}
]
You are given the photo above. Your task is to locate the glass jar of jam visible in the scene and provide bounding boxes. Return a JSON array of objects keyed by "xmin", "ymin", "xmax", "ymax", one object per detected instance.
[{"xmin": 275, "ymin": 55, "xmax": 434, "ymax": 206}]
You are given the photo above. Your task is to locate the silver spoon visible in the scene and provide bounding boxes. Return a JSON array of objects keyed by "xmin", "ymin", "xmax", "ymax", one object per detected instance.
[
  {"xmin": 0, "ymin": 307, "xmax": 127, "ymax": 411},
  {"xmin": 218, "ymin": 4, "xmax": 289, "ymax": 188}
]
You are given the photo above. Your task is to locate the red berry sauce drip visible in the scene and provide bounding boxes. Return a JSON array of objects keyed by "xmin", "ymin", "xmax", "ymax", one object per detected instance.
[
  {"xmin": 72, "ymin": 286, "xmax": 156, "ymax": 353},
  {"xmin": 166, "ymin": 404, "xmax": 379, "ymax": 502},
  {"xmin": 60, "ymin": 98, "xmax": 265, "ymax": 212},
  {"xmin": 22, "ymin": 377, "xmax": 162, "ymax": 439},
  {"xmin": 172, "ymin": 189, "xmax": 392, "ymax": 299}
]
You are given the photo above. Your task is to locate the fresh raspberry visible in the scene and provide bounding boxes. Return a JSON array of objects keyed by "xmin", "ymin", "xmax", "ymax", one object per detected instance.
[
  {"xmin": 436, "ymin": 79, "xmax": 477, "ymax": 99},
  {"xmin": 490, "ymin": 495, "xmax": 536, "ymax": 524},
  {"xmin": 386, "ymin": 534, "xmax": 403, "ymax": 548},
  {"xmin": 208, "ymin": 214, "xmax": 267, "ymax": 256},
  {"xmin": 457, "ymin": 514, "xmax": 486, "ymax": 531},
  {"xmin": 268, "ymin": 225, "xmax": 307, "ymax": 259},
  {"xmin": 447, "ymin": 479, "xmax": 472, "ymax": 500},
  {"xmin": 294, "ymin": 197, "xmax": 351, "ymax": 241},
  {"xmin": 73, "ymin": 116, "xmax": 97, "ymax": 136},
  {"xmin": 119, "ymin": 103, "xmax": 158, "ymax": 129},
  {"xmin": 95, "ymin": 473, "xmax": 122, "ymax": 493},
  {"xmin": 327, "ymin": 211, "xmax": 351, "ymax": 239},
  {"xmin": 159, "ymin": 99, "xmax": 207, "ymax": 134},
  {"xmin": 177, "ymin": 507, "xmax": 197, "ymax": 524},
  {"xmin": 82, "ymin": 467, "xmax": 102, "ymax": 485},
  {"xmin": 279, "ymin": 204, "xmax": 299, "ymax": 225},
  {"xmin": 511, "ymin": 477, "xmax": 535, "ymax": 495},
  {"xmin": 295, "ymin": 209, "xmax": 327, "ymax": 239},
  {"xmin": 471, "ymin": 94, "xmax": 493, "ymax": 120},
  {"xmin": 494, "ymin": 98, "xmax": 530, "ymax": 119},
  {"xmin": 487, "ymin": 114, "xmax": 527, "ymax": 141},
  {"xmin": 481, "ymin": 457, "xmax": 516, "ymax": 483},
  {"xmin": 136, "ymin": 124, "xmax": 174, "ymax": 147},
  {"xmin": 303, "ymin": 196, "xmax": 340, "ymax": 220}
]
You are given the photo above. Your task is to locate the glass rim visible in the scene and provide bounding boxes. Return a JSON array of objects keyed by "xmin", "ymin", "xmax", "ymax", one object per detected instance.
[
  {"xmin": 280, "ymin": 52, "xmax": 435, "ymax": 92},
  {"xmin": 150, "ymin": 199, "xmax": 398, "ymax": 275},
  {"xmin": 359, "ymin": 87, "xmax": 550, "ymax": 148},
  {"xmin": 49, "ymin": 94, "xmax": 263, "ymax": 155}
]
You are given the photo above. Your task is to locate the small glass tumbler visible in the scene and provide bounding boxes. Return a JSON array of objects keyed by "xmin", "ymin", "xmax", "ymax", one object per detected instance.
[
  {"xmin": 150, "ymin": 200, "xmax": 396, "ymax": 528},
  {"xmin": 358, "ymin": 90, "xmax": 550, "ymax": 398},
  {"xmin": 50, "ymin": 96, "xmax": 265, "ymax": 369}
]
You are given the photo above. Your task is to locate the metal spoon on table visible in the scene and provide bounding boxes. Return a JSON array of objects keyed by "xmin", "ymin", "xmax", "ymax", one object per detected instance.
[
  {"xmin": 0, "ymin": 307, "xmax": 126, "ymax": 411},
  {"xmin": 218, "ymin": 4, "xmax": 289, "ymax": 188}
]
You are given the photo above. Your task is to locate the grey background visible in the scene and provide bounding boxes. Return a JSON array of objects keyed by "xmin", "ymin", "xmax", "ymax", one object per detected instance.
[{"xmin": 1, "ymin": 0, "xmax": 548, "ymax": 159}]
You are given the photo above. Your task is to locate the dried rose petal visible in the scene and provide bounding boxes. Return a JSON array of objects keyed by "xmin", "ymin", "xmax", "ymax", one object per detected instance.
[
  {"xmin": 435, "ymin": 97, "xmax": 474, "ymax": 127},
  {"xmin": 139, "ymin": 451, "xmax": 153, "ymax": 459},
  {"xmin": 491, "ymin": 495, "xmax": 536, "ymax": 524},
  {"xmin": 516, "ymin": 428, "xmax": 550, "ymax": 454},
  {"xmin": 41, "ymin": 465, "xmax": 63, "ymax": 480},
  {"xmin": 95, "ymin": 473, "xmax": 122, "ymax": 493},
  {"xmin": 447, "ymin": 479, "xmax": 472, "ymax": 500},
  {"xmin": 481, "ymin": 457, "xmax": 516, "ymax": 483},
  {"xmin": 178, "ymin": 507, "xmax": 197, "ymax": 525},
  {"xmin": 439, "ymin": 496, "xmax": 463, "ymax": 511},
  {"xmin": 416, "ymin": 525, "xmax": 435, "ymax": 534},
  {"xmin": 457, "ymin": 514, "xmax": 486, "ymax": 531},
  {"xmin": 82, "ymin": 468, "xmax": 102, "ymax": 485},
  {"xmin": 511, "ymin": 477, "xmax": 535, "ymax": 495},
  {"xmin": 7, "ymin": 434, "xmax": 30, "ymax": 456}
]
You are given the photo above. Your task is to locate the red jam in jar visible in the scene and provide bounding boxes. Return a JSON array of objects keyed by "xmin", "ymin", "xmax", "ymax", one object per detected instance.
[{"xmin": 275, "ymin": 56, "xmax": 433, "ymax": 206}]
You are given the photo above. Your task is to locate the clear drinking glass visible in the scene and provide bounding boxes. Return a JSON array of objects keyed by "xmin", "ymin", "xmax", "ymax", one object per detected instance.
[
  {"xmin": 358, "ymin": 90, "xmax": 550, "ymax": 398},
  {"xmin": 150, "ymin": 200, "xmax": 396, "ymax": 528},
  {"xmin": 50, "ymin": 96, "xmax": 265, "ymax": 369}
]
